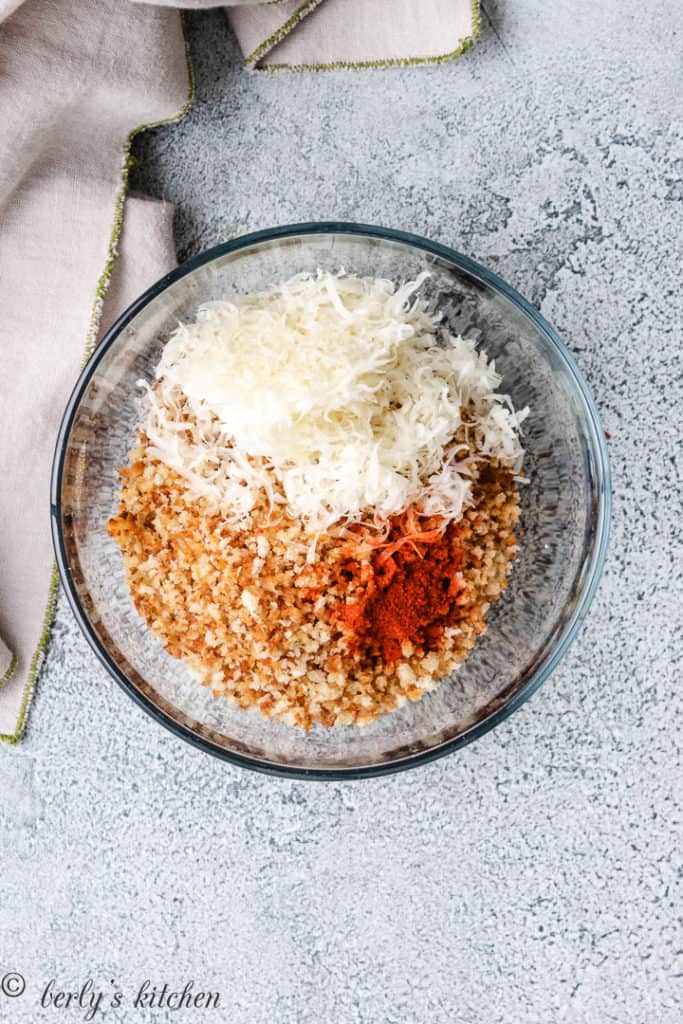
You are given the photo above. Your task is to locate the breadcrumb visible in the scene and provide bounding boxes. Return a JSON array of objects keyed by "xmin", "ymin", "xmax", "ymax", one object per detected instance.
[{"xmin": 108, "ymin": 440, "xmax": 520, "ymax": 730}]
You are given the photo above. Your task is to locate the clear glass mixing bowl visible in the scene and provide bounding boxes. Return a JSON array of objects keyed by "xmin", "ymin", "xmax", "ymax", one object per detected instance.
[{"xmin": 51, "ymin": 224, "xmax": 611, "ymax": 778}]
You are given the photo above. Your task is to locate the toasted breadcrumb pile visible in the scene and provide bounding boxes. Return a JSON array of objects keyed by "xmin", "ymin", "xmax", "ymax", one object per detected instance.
[{"xmin": 108, "ymin": 442, "xmax": 520, "ymax": 729}]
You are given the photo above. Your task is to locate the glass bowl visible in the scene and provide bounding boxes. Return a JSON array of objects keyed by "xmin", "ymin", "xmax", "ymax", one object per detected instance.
[{"xmin": 51, "ymin": 223, "xmax": 610, "ymax": 778}]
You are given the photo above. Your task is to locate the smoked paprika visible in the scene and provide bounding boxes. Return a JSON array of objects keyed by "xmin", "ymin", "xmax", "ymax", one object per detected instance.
[{"xmin": 334, "ymin": 516, "xmax": 466, "ymax": 663}]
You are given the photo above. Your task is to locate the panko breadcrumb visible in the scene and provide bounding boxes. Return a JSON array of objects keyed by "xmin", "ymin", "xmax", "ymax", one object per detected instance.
[{"xmin": 108, "ymin": 441, "xmax": 520, "ymax": 729}]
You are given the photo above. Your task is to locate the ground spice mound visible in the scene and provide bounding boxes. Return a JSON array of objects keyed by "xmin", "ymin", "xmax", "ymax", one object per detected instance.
[
  {"xmin": 108, "ymin": 442, "xmax": 521, "ymax": 729},
  {"xmin": 333, "ymin": 518, "xmax": 466, "ymax": 664}
]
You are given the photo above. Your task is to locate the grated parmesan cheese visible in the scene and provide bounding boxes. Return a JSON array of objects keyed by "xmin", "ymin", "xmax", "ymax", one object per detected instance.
[{"xmin": 140, "ymin": 271, "xmax": 528, "ymax": 531}]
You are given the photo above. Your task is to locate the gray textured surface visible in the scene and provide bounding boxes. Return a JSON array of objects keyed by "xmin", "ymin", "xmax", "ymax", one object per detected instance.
[{"xmin": 2, "ymin": 5, "xmax": 682, "ymax": 1022}]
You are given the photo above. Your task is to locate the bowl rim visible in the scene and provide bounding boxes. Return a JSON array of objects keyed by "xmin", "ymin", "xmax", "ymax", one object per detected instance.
[{"xmin": 51, "ymin": 221, "xmax": 612, "ymax": 780}]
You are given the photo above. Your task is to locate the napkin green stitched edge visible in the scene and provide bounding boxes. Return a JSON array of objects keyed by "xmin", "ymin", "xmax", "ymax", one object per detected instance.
[
  {"xmin": 0, "ymin": 654, "xmax": 18, "ymax": 690},
  {"xmin": 247, "ymin": 0, "xmax": 480, "ymax": 71},
  {"xmin": 246, "ymin": 0, "xmax": 324, "ymax": 67}
]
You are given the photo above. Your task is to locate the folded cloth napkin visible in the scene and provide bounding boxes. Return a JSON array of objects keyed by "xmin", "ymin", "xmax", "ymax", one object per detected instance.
[
  {"xmin": 0, "ymin": 0, "xmax": 479, "ymax": 743},
  {"xmin": 0, "ymin": 0, "xmax": 190, "ymax": 743},
  {"xmin": 227, "ymin": 0, "xmax": 479, "ymax": 71},
  {"xmin": 134, "ymin": 0, "xmax": 480, "ymax": 70}
]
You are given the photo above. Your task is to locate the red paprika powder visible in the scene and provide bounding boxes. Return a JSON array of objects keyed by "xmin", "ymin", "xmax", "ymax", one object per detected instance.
[{"xmin": 334, "ymin": 514, "xmax": 465, "ymax": 663}]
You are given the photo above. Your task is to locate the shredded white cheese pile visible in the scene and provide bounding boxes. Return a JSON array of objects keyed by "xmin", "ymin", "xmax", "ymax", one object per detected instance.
[{"xmin": 141, "ymin": 271, "xmax": 528, "ymax": 531}]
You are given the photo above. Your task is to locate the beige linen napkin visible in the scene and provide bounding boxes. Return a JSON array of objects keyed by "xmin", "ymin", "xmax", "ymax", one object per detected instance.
[
  {"xmin": 133, "ymin": 0, "xmax": 480, "ymax": 70},
  {"xmin": 0, "ymin": 0, "xmax": 478, "ymax": 743},
  {"xmin": 0, "ymin": 0, "xmax": 191, "ymax": 742},
  {"xmin": 227, "ymin": 0, "xmax": 479, "ymax": 71}
]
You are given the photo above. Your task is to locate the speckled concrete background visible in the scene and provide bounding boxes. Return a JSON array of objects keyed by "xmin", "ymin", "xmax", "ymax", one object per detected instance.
[{"xmin": 1, "ymin": 5, "xmax": 682, "ymax": 1022}]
